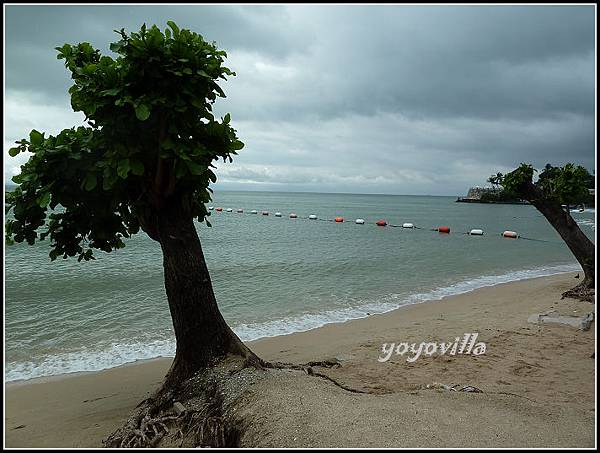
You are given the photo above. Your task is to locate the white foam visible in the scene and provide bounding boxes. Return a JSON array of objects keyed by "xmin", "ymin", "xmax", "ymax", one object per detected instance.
[
  {"xmin": 571, "ymin": 208, "xmax": 595, "ymax": 214},
  {"xmin": 234, "ymin": 263, "xmax": 581, "ymax": 342},
  {"xmin": 5, "ymin": 262, "xmax": 580, "ymax": 382},
  {"xmin": 575, "ymin": 218, "xmax": 595, "ymax": 230},
  {"xmin": 5, "ymin": 339, "xmax": 176, "ymax": 382}
]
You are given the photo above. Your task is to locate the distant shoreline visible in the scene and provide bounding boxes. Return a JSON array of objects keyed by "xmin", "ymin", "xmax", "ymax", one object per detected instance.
[{"xmin": 456, "ymin": 197, "xmax": 530, "ymax": 205}]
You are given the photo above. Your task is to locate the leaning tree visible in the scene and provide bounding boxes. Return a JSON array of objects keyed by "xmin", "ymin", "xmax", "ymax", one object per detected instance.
[
  {"xmin": 6, "ymin": 22, "xmax": 264, "ymax": 394},
  {"xmin": 501, "ymin": 163, "xmax": 595, "ymax": 301}
]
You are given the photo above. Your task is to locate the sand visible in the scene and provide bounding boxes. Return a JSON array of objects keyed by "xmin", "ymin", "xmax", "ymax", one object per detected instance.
[{"xmin": 4, "ymin": 272, "xmax": 596, "ymax": 448}]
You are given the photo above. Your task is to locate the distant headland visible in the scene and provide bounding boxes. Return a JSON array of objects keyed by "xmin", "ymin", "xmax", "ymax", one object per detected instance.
[{"xmin": 456, "ymin": 186, "xmax": 529, "ymax": 205}]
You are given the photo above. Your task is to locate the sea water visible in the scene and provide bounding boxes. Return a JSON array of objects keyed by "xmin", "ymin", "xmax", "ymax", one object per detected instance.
[{"xmin": 4, "ymin": 191, "xmax": 595, "ymax": 381}]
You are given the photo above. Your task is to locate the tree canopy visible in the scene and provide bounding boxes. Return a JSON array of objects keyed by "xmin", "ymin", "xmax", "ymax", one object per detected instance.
[
  {"xmin": 499, "ymin": 162, "xmax": 595, "ymax": 300},
  {"xmin": 502, "ymin": 163, "xmax": 593, "ymax": 206},
  {"xmin": 6, "ymin": 22, "xmax": 244, "ymax": 262}
]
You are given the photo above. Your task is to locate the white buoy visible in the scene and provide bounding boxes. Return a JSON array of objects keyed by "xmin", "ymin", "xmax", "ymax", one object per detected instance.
[
  {"xmin": 251, "ymin": 210, "xmax": 258, "ymax": 214},
  {"xmin": 261, "ymin": 211, "xmax": 269, "ymax": 216},
  {"xmin": 402, "ymin": 222, "xmax": 414, "ymax": 228},
  {"xmin": 237, "ymin": 208, "xmax": 243, "ymax": 213},
  {"xmin": 226, "ymin": 208, "xmax": 233, "ymax": 212},
  {"xmin": 355, "ymin": 218, "xmax": 365, "ymax": 224},
  {"xmin": 469, "ymin": 229, "xmax": 484, "ymax": 235},
  {"xmin": 289, "ymin": 213, "xmax": 298, "ymax": 218},
  {"xmin": 502, "ymin": 230, "xmax": 518, "ymax": 238},
  {"xmin": 309, "ymin": 214, "xmax": 317, "ymax": 220},
  {"xmin": 275, "ymin": 212, "xmax": 282, "ymax": 217},
  {"xmin": 208, "ymin": 206, "xmax": 214, "ymax": 210}
]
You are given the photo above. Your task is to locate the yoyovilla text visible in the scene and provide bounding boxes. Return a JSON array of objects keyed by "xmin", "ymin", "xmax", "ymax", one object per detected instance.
[{"xmin": 378, "ymin": 333, "xmax": 486, "ymax": 363}]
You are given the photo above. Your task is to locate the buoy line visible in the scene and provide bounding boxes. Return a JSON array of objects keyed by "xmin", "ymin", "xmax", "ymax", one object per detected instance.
[{"xmin": 205, "ymin": 206, "xmax": 561, "ymax": 243}]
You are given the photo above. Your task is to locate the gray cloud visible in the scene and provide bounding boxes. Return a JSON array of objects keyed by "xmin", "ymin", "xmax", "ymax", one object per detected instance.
[{"xmin": 4, "ymin": 5, "xmax": 596, "ymax": 195}]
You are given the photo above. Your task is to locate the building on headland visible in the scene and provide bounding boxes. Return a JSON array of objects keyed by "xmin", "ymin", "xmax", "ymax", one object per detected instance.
[
  {"xmin": 456, "ymin": 186, "xmax": 529, "ymax": 204},
  {"xmin": 464, "ymin": 186, "xmax": 501, "ymax": 200}
]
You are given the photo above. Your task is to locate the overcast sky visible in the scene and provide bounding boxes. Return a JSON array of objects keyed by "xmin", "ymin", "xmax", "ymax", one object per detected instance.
[{"xmin": 4, "ymin": 4, "xmax": 596, "ymax": 195}]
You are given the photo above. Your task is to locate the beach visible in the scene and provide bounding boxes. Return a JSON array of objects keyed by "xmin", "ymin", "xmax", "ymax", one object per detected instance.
[{"xmin": 5, "ymin": 272, "xmax": 595, "ymax": 448}]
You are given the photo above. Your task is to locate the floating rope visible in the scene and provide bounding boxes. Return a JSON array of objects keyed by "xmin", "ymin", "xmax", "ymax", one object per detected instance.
[{"xmin": 205, "ymin": 207, "xmax": 568, "ymax": 244}]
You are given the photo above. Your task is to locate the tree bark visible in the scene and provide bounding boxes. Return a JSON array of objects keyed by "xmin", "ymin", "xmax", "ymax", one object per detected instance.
[
  {"xmin": 520, "ymin": 181, "xmax": 595, "ymax": 289},
  {"xmin": 155, "ymin": 202, "xmax": 261, "ymax": 387}
]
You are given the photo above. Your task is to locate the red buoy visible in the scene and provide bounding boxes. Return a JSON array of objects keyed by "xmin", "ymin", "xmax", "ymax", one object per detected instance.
[
  {"xmin": 376, "ymin": 220, "xmax": 387, "ymax": 226},
  {"xmin": 502, "ymin": 230, "xmax": 518, "ymax": 238},
  {"xmin": 335, "ymin": 217, "xmax": 344, "ymax": 223},
  {"xmin": 437, "ymin": 226, "xmax": 450, "ymax": 233},
  {"xmin": 215, "ymin": 207, "xmax": 223, "ymax": 212}
]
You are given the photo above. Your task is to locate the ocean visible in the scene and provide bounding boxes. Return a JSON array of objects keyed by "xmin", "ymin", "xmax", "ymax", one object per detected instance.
[{"xmin": 4, "ymin": 191, "xmax": 595, "ymax": 381}]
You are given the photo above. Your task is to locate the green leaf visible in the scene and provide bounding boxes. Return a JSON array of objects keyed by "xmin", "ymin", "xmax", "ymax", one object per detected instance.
[
  {"xmin": 82, "ymin": 173, "xmax": 97, "ymax": 191},
  {"xmin": 223, "ymin": 113, "xmax": 231, "ymax": 124},
  {"xmin": 102, "ymin": 172, "xmax": 117, "ymax": 190},
  {"xmin": 8, "ymin": 147, "xmax": 20, "ymax": 157},
  {"xmin": 186, "ymin": 161, "xmax": 205, "ymax": 175},
  {"xmin": 161, "ymin": 138, "xmax": 175, "ymax": 150},
  {"xmin": 101, "ymin": 88, "xmax": 121, "ymax": 96},
  {"xmin": 212, "ymin": 83, "xmax": 226, "ymax": 98},
  {"xmin": 191, "ymin": 98, "xmax": 205, "ymax": 108},
  {"xmin": 167, "ymin": 21, "xmax": 180, "ymax": 37},
  {"xmin": 130, "ymin": 159, "xmax": 144, "ymax": 176},
  {"xmin": 29, "ymin": 130, "xmax": 44, "ymax": 146},
  {"xmin": 36, "ymin": 192, "xmax": 51, "ymax": 208},
  {"xmin": 135, "ymin": 103, "xmax": 151, "ymax": 121},
  {"xmin": 117, "ymin": 159, "xmax": 130, "ymax": 178},
  {"xmin": 109, "ymin": 41, "xmax": 125, "ymax": 53}
]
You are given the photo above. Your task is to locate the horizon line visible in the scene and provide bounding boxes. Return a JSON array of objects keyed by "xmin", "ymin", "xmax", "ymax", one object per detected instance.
[{"xmin": 3, "ymin": 182, "xmax": 462, "ymax": 198}]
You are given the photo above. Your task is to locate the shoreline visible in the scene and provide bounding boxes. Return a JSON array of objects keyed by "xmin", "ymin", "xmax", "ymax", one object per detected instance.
[
  {"xmin": 5, "ymin": 271, "xmax": 596, "ymax": 447},
  {"xmin": 5, "ymin": 263, "xmax": 580, "ymax": 385}
]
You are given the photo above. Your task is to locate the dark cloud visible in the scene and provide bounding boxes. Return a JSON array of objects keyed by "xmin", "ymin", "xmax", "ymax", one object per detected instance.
[
  {"xmin": 5, "ymin": 5, "xmax": 309, "ymax": 98},
  {"xmin": 4, "ymin": 5, "xmax": 596, "ymax": 194}
]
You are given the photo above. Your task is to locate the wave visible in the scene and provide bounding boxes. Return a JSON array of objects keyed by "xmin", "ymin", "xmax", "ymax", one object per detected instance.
[
  {"xmin": 5, "ymin": 262, "xmax": 580, "ymax": 382},
  {"xmin": 571, "ymin": 208, "xmax": 595, "ymax": 214},
  {"xmin": 233, "ymin": 262, "xmax": 580, "ymax": 342},
  {"xmin": 5, "ymin": 339, "xmax": 176, "ymax": 382},
  {"xmin": 575, "ymin": 218, "xmax": 595, "ymax": 230}
]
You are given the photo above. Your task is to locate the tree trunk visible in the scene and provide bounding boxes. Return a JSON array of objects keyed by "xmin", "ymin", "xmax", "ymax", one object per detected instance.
[
  {"xmin": 521, "ymin": 182, "xmax": 595, "ymax": 289},
  {"xmin": 155, "ymin": 203, "xmax": 261, "ymax": 387}
]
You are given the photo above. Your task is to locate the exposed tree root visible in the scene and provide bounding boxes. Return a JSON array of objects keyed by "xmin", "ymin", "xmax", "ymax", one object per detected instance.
[
  {"xmin": 104, "ymin": 355, "xmax": 368, "ymax": 447},
  {"xmin": 307, "ymin": 369, "xmax": 368, "ymax": 394},
  {"xmin": 103, "ymin": 387, "xmax": 177, "ymax": 448},
  {"xmin": 262, "ymin": 357, "xmax": 342, "ymax": 371},
  {"xmin": 562, "ymin": 280, "xmax": 595, "ymax": 303},
  {"xmin": 103, "ymin": 355, "xmax": 261, "ymax": 448},
  {"xmin": 263, "ymin": 358, "xmax": 367, "ymax": 394},
  {"xmin": 167, "ymin": 380, "xmax": 242, "ymax": 448}
]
